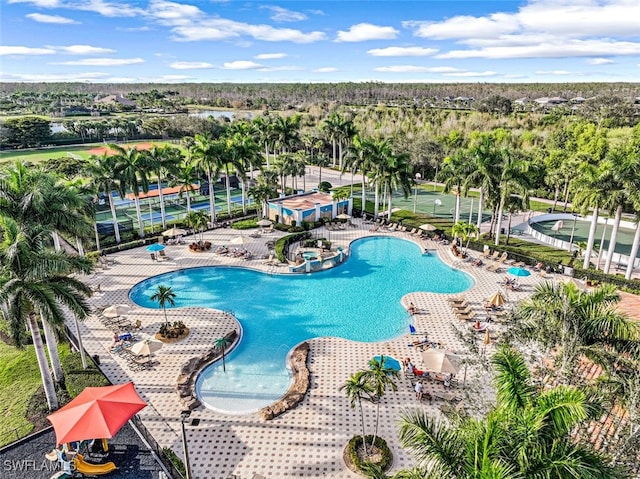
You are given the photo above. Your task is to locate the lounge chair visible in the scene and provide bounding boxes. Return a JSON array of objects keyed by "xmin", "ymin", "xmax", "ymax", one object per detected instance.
[
  {"xmin": 497, "ymin": 252, "xmax": 508, "ymax": 263},
  {"xmin": 481, "ymin": 248, "xmax": 492, "ymax": 258},
  {"xmin": 486, "ymin": 262, "xmax": 502, "ymax": 272},
  {"xmin": 447, "ymin": 296, "xmax": 467, "ymax": 306},
  {"xmin": 489, "ymin": 251, "xmax": 500, "ymax": 261},
  {"xmin": 158, "ymin": 250, "xmax": 169, "ymax": 260},
  {"xmin": 456, "ymin": 311, "xmax": 476, "ymax": 321},
  {"xmin": 453, "ymin": 305, "xmax": 472, "ymax": 315}
]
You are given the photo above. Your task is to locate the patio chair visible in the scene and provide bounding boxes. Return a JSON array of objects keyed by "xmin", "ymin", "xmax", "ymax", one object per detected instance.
[
  {"xmin": 456, "ymin": 311, "xmax": 476, "ymax": 321},
  {"xmin": 158, "ymin": 250, "xmax": 169, "ymax": 260},
  {"xmin": 497, "ymin": 252, "xmax": 508, "ymax": 263},
  {"xmin": 150, "ymin": 253, "xmax": 157, "ymax": 261},
  {"xmin": 486, "ymin": 262, "xmax": 502, "ymax": 272}
]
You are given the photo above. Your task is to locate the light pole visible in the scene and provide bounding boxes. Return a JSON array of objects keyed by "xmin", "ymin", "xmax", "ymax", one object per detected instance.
[
  {"xmin": 433, "ymin": 198, "xmax": 442, "ymax": 216},
  {"xmin": 180, "ymin": 410, "xmax": 200, "ymax": 479},
  {"xmin": 413, "ymin": 173, "xmax": 422, "ymax": 213}
]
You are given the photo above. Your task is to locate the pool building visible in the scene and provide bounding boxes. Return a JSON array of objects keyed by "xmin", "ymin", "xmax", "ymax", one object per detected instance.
[{"xmin": 267, "ymin": 191, "xmax": 352, "ymax": 225}]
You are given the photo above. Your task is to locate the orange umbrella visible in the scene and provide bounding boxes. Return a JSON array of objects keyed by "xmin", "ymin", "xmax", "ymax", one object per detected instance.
[{"xmin": 47, "ymin": 382, "xmax": 146, "ymax": 445}]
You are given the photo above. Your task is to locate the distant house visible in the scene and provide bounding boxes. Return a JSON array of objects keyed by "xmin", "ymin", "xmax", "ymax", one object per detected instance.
[
  {"xmin": 95, "ymin": 94, "xmax": 137, "ymax": 108},
  {"xmin": 534, "ymin": 97, "xmax": 568, "ymax": 106}
]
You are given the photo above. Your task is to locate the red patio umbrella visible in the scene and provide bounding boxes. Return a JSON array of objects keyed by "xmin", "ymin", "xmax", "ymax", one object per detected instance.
[{"xmin": 47, "ymin": 382, "xmax": 146, "ymax": 445}]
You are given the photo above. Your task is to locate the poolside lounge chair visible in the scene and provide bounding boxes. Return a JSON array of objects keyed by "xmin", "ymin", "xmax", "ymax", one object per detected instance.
[
  {"xmin": 456, "ymin": 311, "xmax": 476, "ymax": 321},
  {"xmin": 497, "ymin": 252, "xmax": 508, "ymax": 263},
  {"xmin": 447, "ymin": 296, "xmax": 467, "ymax": 306},
  {"xmin": 158, "ymin": 250, "xmax": 169, "ymax": 260},
  {"xmin": 486, "ymin": 262, "xmax": 502, "ymax": 272},
  {"xmin": 453, "ymin": 305, "xmax": 473, "ymax": 315},
  {"xmin": 481, "ymin": 248, "xmax": 492, "ymax": 258},
  {"xmin": 489, "ymin": 250, "xmax": 500, "ymax": 261}
]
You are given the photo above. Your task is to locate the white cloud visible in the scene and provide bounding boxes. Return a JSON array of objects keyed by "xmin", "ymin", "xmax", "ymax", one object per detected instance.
[
  {"xmin": 335, "ymin": 23, "xmax": 398, "ymax": 42},
  {"xmin": 147, "ymin": 0, "xmax": 203, "ymax": 25},
  {"xmin": 261, "ymin": 5, "xmax": 307, "ymax": 22},
  {"xmin": 26, "ymin": 13, "xmax": 78, "ymax": 23},
  {"xmin": 170, "ymin": 61, "xmax": 214, "ymax": 69},
  {"xmin": 255, "ymin": 53, "xmax": 287, "ymax": 60},
  {"xmin": 147, "ymin": 74, "xmax": 194, "ymax": 82},
  {"xmin": 443, "ymin": 70, "xmax": 498, "ymax": 77},
  {"xmin": 406, "ymin": 0, "xmax": 640, "ymax": 61},
  {"xmin": 222, "ymin": 60, "xmax": 263, "ymax": 70},
  {"xmin": 171, "ymin": 19, "xmax": 325, "ymax": 43},
  {"xmin": 258, "ymin": 65, "xmax": 304, "ymax": 72},
  {"xmin": 7, "ymin": 0, "xmax": 60, "ymax": 6},
  {"xmin": 588, "ymin": 57, "xmax": 614, "ymax": 65},
  {"xmin": 54, "ymin": 57, "xmax": 145, "ymax": 65},
  {"xmin": 0, "ymin": 71, "xmax": 111, "ymax": 82},
  {"xmin": 0, "ymin": 46, "xmax": 56, "ymax": 55},
  {"xmin": 367, "ymin": 46, "xmax": 438, "ymax": 57},
  {"xmin": 438, "ymin": 39, "xmax": 640, "ymax": 59},
  {"xmin": 313, "ymin": 67, "xmax": 337, "ymax": 73},
  {"xmin": 374, "ymin": 65, "xmax": 461, "ymax": 73},
  {"xmin": 404, "ymin": 14, "xmax": 517, "ymax": 40},
  {"xmin": 535, "ymin": 70, "xmax": 576, "ymax": 75},
  {"xmin": 50, "ymin": 45, "xmax": 115, "ymax": 55}
]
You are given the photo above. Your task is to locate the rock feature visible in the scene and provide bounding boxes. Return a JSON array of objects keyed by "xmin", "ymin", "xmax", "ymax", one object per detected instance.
[
  {"xmin": 176, "ymin": 329, "xmax": 238, "ymax": 410},
  {"xmin": 259, "ymin": 342, "xmax": 310, "ymax": 421}
]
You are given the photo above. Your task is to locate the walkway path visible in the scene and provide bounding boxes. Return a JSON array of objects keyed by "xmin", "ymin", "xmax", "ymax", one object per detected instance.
[{"xmin": 74, "ymin": 222, "xmax": 556, "ymax": 478}]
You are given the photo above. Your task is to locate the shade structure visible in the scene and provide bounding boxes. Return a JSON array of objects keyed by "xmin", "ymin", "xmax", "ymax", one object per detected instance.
[
  {"xmin": 130, "ymin": 339, "xmax": 163, "ymax": 357},
  {"xmin": 162, "ymin": 227, "xmax": 186, "ymax": 237},
  {"xmin": 47, "ymin": 382, "xmax": 146, "ymax": 445},
  {"xmin": 507, "ymin": 266, "xmax": 531, "ymax": 277},
  {"xmin": 229, "ymin": 236, "xmax": 249, "ymax": 246},
  {"xmin": 256, "ymin": 219, "xmax": 272, "ymax": 227},
  {"xmin": 102, "ymin": 304, "xmax": 131, "ymax": 318},
  {"xmin": 146, "ymin": 243, "xmax": 165, "ymax": 252},
  {"xmin": 419, "ymin": 223, "xmax": 436, "ymax": 232},
  {"xmin": 488, "ymin": 291, "xmax": 506, "ymax": 307},
  {"xmin": 336, "ymin": 213, "xmax": 352, "ymax": 219},
  {"xmin": 420, "ymin": 349, "xmax": 462, "ymax": 374}
]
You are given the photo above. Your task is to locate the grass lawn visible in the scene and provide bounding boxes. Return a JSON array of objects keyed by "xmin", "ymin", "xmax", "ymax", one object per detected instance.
[{"xmin": 0, "ymin": 341, "xmax": 71, "ymax": 447}]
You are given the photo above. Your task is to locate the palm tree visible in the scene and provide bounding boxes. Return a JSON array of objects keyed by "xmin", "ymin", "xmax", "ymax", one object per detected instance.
[
  {"xmin": 512, "ymin": 281, "xmax": 639, "ymax": 383},
  {"xmin": 376, "ymin": 151, "xmax": 412, "ymax": 221},
  {"xmin": 451, "ymin": 221, "xmax": 479, "ymax": 253},
  {"xmin": 145, "ymin": 144, "xmax": 182, "ymax": 229},
  {"xmin": 85, "ymin": 153, "xmax": 122, "ymax": 243},
  {"xmin": 361, "ymin": 356, "xmax": 398, "ymax": 451},
  {"xmin": 169, "ymin": 160, "xmax": 200, "ymax": 214},
  {"xmin": 214, "ymin": 336, "xmax": 231, "ymax": 372},
  {"xmin": 396, "ymin": 346, "xmax": 625, "ymax": 478},
  {"xmin": 573, "ymin": 159, "xmax": 609, "ymax": 270},
  {"xmin": 493, "ymin": 150, "xmax": 531, "ymax": 246},
  {"xmin": 184, "ymin": 210, "xmax": 209, "ymax": 245},
  {"xmin": 149, "ymin": 285, "xmax": 176, "ymax": 327},
  {"xmin": 109, "ymin": 144, "xmax": 151, "ymax": 238},
  {"xmin": 321, "ymin": 112, "xmax": 342, "ymax": 167},
  {"xmin": 0, "ymin": 218, "xmax": 93, "ymax": 410},
  {"xmin": 439, "ymin": 151, "xmax": 468, "ymax": 224},
  {"xmin": 340, "ymin": 371, "xmax": 374, "ymax": 454},
  {"xmin": 248, "ymin": 176, "xmax": 277, "ymax": 218},
  {"xmin": 346, "ymin": 135, "xmax": 376, "ymax": 215},
  {"xmin": 192, "ymin": 133, "xmax": 225, "ymax": 226}
]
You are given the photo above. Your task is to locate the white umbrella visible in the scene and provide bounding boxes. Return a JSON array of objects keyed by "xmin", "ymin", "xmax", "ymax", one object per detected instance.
[
  {"xmin": 130, "ymin": 339, "xmax": 163, "ymax": 357},
  {"xmin": 230, "ymin": 236, "xmax": 249, "ymax": 246},
  {"xmin": 421, "ymin": 349, "xmax": 462, "ymax": 374},
  {"xmin": 336, "ymin": 213, "xmax": 352, "ymax": 219},
  {"xmin": 256, "ymin": 219, "xmax": 272, "ymax": 227},
  {"xmin": 103, "ymin": 304, "xmax": 131, "ymax": 318},
  {"xmin": 419, "ymin": 223, "xmax": 437, "ymax": 232},
  {"xmin": 162, "ymin": 227, "xmax": 187, "ymax": 237}
]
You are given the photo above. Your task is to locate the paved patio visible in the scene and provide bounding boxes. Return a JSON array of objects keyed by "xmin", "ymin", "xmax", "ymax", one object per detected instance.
[{"xmin": 74, "ymin": 221, "xmax": 551, "ymax": 479}]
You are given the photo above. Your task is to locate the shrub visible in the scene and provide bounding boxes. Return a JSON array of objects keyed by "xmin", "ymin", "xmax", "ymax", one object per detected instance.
[
  {"xmin": 318, "ymin": 181, "xmax": 332, "ymax": 192},
  {"xmin": 231, "ymin": 218, "xmax": 258, "ymax": 230},
  {"xmin": 162, "ymin": 447, "xmax": 186, "ymax": 478},
  {"xmin": 346, "ymin": 435, "xmax": 392, "ymax": 473}
]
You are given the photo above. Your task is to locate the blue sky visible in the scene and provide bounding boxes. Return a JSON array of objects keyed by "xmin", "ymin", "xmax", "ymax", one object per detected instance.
[{"xmin": 1, "ymin": 0, "xmax": 639, "ymax": 83}]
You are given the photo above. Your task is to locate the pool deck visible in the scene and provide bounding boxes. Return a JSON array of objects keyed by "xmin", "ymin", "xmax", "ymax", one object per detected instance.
[{"xmin": 74, "ymin": 220, "xmax": 569, "ymax": 478}]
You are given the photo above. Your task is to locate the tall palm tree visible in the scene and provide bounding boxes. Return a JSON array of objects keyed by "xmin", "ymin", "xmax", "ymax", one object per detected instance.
[
  {"xmin": 85, "ymin": 153, "xmax": 122, "ymax": 243},
  {"xmin": 335, "ymin": 115, "xmax": 357, "ymax": 170},
  {"xmin": 214, "ymin": 336, "xmax": 231, "ymax": 372},
  {"xmin": 361, "ymin": 356, "xmax": 398, "ymax": 451},
  {"xmin": 512, "ymin": 281, "xmax": 639, "ymax": 383},
  {"xmin": 375, "ymin": 151, "xmax": 412, "ymax": 221},
  {"xmin": 109, "ymin": 144, "xmax": 151, "ymax": 238},
  {"xmin": 0, "ymin": 218, "xmax": 93, "ymax": 410},
  {"xmin": 248, "ymin": 177, "xmax": 277, "ymax": 218},
  {"xmin": 321, "ymin": 112, "xmax": 342, "ymax": 167},
  {"xmin": 346, "ymin": 135, "xmax": 376, "ymax": 215},
  {"xmin": 439, "ymin": 151, "xmax": 468, "ymax": 224},
  {"xmin": 493, "ymin": 150, "xmax": 531, "ymax": 246},
  {"xmin": 145, "ymin": 144, "xmax": 182, "ymax": 229},
  {"xmin": 573, "ymin": 159, "xmax": 609, "ymax": 270},
  {"xmin": 463, "ymin": 134, "xmax": 502, "ymax": 236},
  {"xmin": 340, "ymin": 371, "xmax": 374, "ymax": 454},
  {"xmin": 397, "ymin": 346, "xmax": 625, "ymax": 479},
  {"xmin": 192, "ymin": 133, "xmax": 225, "ymax": 226},
  {"xmin": 149, "ymin": 284, "xmax": 176, "ymax": 327},
  {"xmin": 169, "ymin": 160, "xmax": 200, "ymax": 214}
]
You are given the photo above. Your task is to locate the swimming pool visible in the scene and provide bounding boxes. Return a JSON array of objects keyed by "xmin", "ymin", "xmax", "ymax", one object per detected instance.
[{"xmin": 129, "ymin": 236, "xmax": 473, "ymax": 414}]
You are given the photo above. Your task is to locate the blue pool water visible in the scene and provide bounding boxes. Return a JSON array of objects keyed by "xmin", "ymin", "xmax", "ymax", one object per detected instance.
[{"xmin": 129, "ymin": 237, "xmax": 473, "ymax": 414}]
